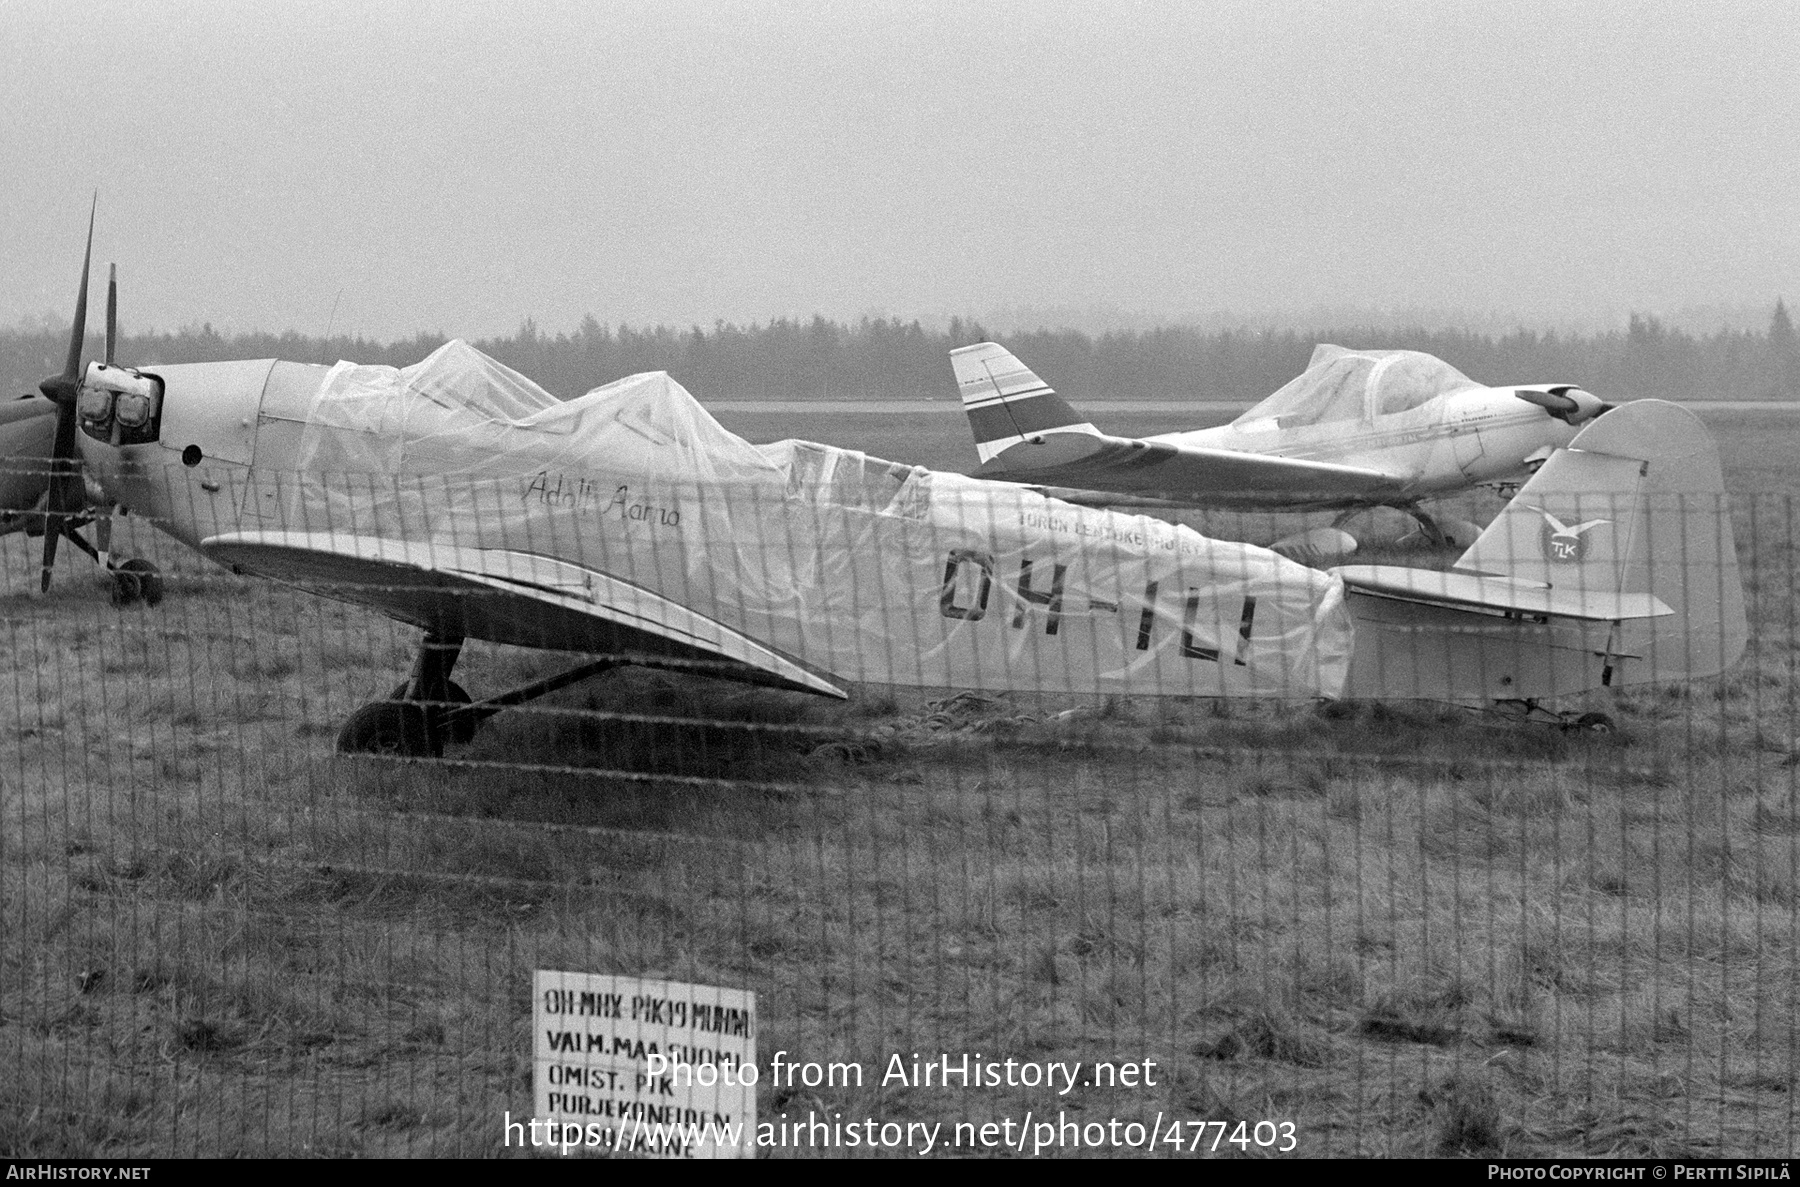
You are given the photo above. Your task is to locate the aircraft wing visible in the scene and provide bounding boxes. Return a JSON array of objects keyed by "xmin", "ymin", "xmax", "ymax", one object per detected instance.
[
  {"xmin": 200, "ymin": 530, "xmax": 846, "ymax": 698},
  {"xmin": 1333, "ymin": 564, "xmax": 1673, "ymax": 622},
  {"xmin": 976, "ymin": 432, "xmax": 1408, "ymax": 509}
]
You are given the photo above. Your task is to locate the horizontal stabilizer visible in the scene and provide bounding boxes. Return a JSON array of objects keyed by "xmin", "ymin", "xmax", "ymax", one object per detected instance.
[
  {"xmin": 1334, "ymin": 565, "xmax": 1672, "ymax": 622},
  {"xmin": 201, "ymin": 530, "xmax": 846, "ymax": 698}
]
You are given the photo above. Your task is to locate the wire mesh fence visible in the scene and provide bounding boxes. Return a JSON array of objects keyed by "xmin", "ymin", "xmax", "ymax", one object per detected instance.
[{"xmin": 1, "ymin": 453, "xmax": 1792, "ymax": 1159}]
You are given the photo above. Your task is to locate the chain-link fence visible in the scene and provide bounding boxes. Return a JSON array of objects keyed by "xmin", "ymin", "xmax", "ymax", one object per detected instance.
[{"xmin": 1, "ymin": 454, "xmax": 1791, "ymax": 1159}]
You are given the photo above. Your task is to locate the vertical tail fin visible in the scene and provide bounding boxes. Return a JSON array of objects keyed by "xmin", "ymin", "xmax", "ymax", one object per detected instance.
[
  {"xmin": 1456, "ymin": 399, "xmax": 1747, "ymax": 681},
  {"xmin": 950, "ymin": 342, "xmax": 1099, "ymax": 464}
]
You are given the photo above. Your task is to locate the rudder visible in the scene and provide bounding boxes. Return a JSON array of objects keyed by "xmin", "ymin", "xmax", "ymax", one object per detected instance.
[{"xmin": 950, "ymin": 342, "xmax": 1099, "ymax": 464}]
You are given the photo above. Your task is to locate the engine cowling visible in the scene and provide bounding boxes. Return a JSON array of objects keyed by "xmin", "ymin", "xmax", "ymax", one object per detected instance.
[{"xmin": 77, "ymin": 362, "xmax": 164, "ymax": 446}]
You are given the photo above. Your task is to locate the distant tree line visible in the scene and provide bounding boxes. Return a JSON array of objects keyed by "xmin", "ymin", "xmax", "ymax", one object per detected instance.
[{"xmin": 6, "ymin": 302, "xmax": 1798, "ymax": 403}]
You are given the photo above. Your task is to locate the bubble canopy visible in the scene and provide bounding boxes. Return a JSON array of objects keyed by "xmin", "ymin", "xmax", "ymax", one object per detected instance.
[{"xmin": 1236, "ymin": 345, "xmax": 1481, "ymax": 429}]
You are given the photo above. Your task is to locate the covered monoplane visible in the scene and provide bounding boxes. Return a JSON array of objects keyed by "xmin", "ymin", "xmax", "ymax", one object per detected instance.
[
  {"xmin": 115, "ymin": 341, "xmax": 1358, "ymax": 742},
  {"xmin": 953, "ymin": 341, "xmax": 1614, "ymax": 553}
]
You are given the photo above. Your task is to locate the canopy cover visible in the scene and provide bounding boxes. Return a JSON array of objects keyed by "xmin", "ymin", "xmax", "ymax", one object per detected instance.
[
  {"xmin": 1237, "ymin": 345, "xmax": 1481, "ymax": 429},
  {"xmin": 286, "ymin": 341, "xmax": 1353, "ymax": 698}
]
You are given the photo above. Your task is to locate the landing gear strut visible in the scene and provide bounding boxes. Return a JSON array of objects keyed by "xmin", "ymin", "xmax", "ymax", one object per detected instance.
[
  {"xmin": 1400, "ymin": 505, "xmax": 1451, "ymax": 548},
  {"xmin": 102, "ymin": 512, "xmax": 163, "ymax": 606},
  {"xmin": 1337, "ymin": 503, "xmax": 1480, "ymax": 551},
  {"xmin": 1327, "ymin": 504, "xmax": 1453, "ymax": 549},
  {"xmin": 337, "ymin": 631, "xmax": 626, "ymax": 759}
]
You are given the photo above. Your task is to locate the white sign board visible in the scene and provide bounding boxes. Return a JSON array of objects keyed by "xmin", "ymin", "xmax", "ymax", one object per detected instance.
[{"xmin": 532, "ymin": 970, "xmax": 756, "ymax": 1159}]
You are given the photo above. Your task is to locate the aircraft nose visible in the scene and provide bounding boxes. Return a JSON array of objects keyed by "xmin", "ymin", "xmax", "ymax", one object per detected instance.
[{"xmin": 1560, "ymin": 387, "xmax": 1611, "ymax": 421}]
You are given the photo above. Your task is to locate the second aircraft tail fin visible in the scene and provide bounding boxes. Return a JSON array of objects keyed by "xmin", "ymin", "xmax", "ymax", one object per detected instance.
[{"xmin": 950, "ymin": 342, "xmax": 1099, "ymax": 465}]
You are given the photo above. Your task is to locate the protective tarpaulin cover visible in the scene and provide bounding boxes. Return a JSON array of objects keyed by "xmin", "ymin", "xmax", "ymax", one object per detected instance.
[
  {"xmin": 1237, "ymin": 345, "xmax": 1480, "ymax": 428},
  {"xmin": 289, "ymin": 341, "xmax": 1353, "ymax": 697}
]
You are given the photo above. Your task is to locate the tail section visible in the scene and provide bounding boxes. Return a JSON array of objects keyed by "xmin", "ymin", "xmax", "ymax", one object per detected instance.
[
  {"xmin": 950, "ymin": 342, "xmax": 1099, "ymax": 465},
  {"xmin": 1455, "ymin": 399, "xmax": 1747, "ymax": 682}
]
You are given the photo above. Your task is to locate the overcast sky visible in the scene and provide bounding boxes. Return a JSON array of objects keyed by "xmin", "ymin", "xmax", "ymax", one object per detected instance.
[{"xmin": 4, "ymin": 0, "xmax": 1796, "ymax": 341}]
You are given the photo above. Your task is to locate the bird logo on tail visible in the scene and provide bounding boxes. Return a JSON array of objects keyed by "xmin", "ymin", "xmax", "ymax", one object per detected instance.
[{"xmin": 1528, "ymin": 506, "xmax": 1611, "ymax": 563}]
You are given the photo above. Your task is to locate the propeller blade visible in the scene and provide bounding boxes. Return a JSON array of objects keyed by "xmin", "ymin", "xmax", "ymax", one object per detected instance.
[
  {"xmin": 38, "ymin": 197, "xmax": 95, "ymax": 410},
  {"xmin": 105, "ymin": 263, "xmax": 117, "ymax": 367},
  {"xmin": 61, "ymin": 197, "xmax": 96, "ymax": 386},
  {"xmin": 39, "ymin": 402, "xmax": 79, "ymax": 591},
  {"xmin": 1514, "ymin": 386, "xmax": 1608, "ymax": 425},
  {"xmin": 35, "ymin": 196, "xmax": 100, "ymax": 593},
  {"xmin": 1514, "ymin": 388, "xmax": 1576, "ymax": 418}
]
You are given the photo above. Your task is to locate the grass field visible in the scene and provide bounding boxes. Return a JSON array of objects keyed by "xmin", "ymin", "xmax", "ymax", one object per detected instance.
[{"xmin": 1, "ymin": 406, "xmax": 1797, "ymax": 1157}]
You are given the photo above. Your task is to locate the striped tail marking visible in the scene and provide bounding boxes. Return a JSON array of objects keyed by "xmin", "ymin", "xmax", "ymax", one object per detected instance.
[{"xmin": 950, "ymin": 342, "xmax": 1099, "ymax": 463}]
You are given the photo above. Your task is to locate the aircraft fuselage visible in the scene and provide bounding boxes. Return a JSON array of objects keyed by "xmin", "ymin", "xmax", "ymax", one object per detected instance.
[
  {"xmin": 76, "ymin": 359, "xmax": 330, "ymax": 552},
  {"xmin": 1154, "ymin": 386, "xmax": 1580, "ymax": 498}
]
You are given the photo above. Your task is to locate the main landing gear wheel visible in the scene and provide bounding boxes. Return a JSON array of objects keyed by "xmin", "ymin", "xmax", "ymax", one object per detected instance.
[
  {"xmin": 338, "ymin": 633, "xmax": 472, "ymax": 759},
  {"xmin": 1490, "ymin": 700, "xmax": 1620, "ymax": 735},
  {"xmin": 337, "ymin": 701, "xmax": 438, "ymax": 758},
  {"xmin": 109, "ymin": 559, "xmax": 163, "ymax": 607},
  {"xmin": 387, "ymin": 679, "xmax": 477, "ymax": 746},
  {"xmin": 109, "ymin": 568, "xmax": 140, "ymax": 607},
  {"xmin": 336, "ymin": 629, "xmax": 630, "ymax": 762},
  {"xmin": 121, "ymin": 559, "xmax": 163, "ymax": 605}
]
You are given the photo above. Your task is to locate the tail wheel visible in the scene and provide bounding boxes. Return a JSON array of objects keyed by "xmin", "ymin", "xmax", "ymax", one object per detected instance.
[{"xmin": 1570, "ymin": 711, "xmax": 1616, "ymax": 735}]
